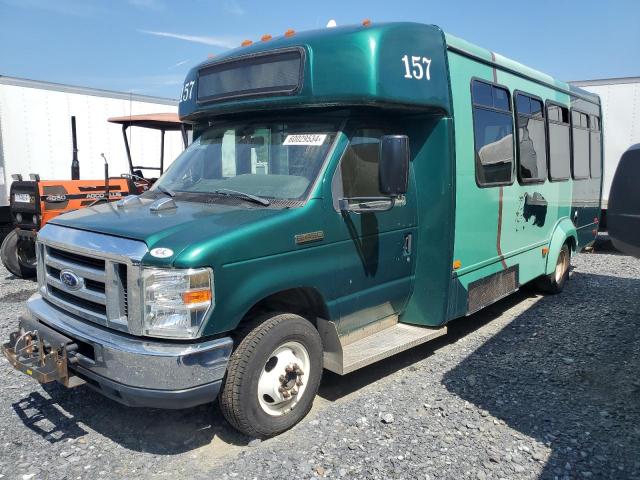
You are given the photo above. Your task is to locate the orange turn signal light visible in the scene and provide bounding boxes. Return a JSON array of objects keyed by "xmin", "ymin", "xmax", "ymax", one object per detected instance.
[
  {"xmin": 261, "ymin": 34, "xmax": 272, "ymax": 42},
  {"xmin": 453, "ymin": 260, "xmax": 462, "ymax": 270},
  {"xmin": 542, "ymin": 247, "xmax": 549, "ymax": 257},
  {"xmin": 241, "ymin": 39, "xmax": 253, "ymax": 47},
  {"xmin": 284, "ymin": 29, "xmax": 295, "ymax": 38},
  {"xmin": 362, "ymin": 18, "xmax": 371, "ymax": 27},
  {"xmin": 182, "ymin": 289, "xmax": 212, "ymax": 305}
]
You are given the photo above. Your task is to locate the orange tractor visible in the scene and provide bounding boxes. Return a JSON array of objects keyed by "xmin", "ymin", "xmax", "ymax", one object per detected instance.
[{"xmin": 1, "ymin": 113, "xmax": 189, "ymax": 278}]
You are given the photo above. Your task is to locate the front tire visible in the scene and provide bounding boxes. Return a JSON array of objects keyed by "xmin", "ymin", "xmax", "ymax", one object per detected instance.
[
  {"xmin": 219, "ymin": 313, "xmax": 323, "ymax": 438},
  {"xmin": 535, "ymin": 243, "xmax": 570, "ymax": 294},
  {"xmin": 1, "ymin": 229, "xmax": 37, "ymax": 279}
]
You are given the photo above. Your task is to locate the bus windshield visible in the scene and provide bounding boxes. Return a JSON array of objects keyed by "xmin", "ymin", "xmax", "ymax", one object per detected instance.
[{"xmin": 151, "ymin": 119, "xmax": 339, "ymax": 202}]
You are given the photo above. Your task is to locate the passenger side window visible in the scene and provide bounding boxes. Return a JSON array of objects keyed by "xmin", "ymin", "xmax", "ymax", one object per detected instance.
[
  {"xmin": 571, "ymin": 110, "xmax": 590, "ymax": 179},
  {"xmin": 471, "ymin": 80, "xmax": 514, "ymax": 186},
  {"xmin": 547, "ymin": 104, "xmax": 571, "ymax": 181},
  {"xmin": 590, "ymin": 115, "xmax": 602, "ymax": 178},
  {"xmin": 515, "ymin": 93, "xmax": 547, "ymax": 183},
  {"xmin": 332, "ymin": 128, "xmax": 385, "ymax": 209}
]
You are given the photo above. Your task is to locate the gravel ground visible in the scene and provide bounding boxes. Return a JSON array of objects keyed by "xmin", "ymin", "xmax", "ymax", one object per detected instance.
[{"xmin": 1, "ymin": 248, "xmax": 639, "ymax": 480}]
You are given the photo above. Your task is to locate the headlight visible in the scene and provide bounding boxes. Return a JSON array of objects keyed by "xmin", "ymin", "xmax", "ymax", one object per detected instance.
[{"xmin": 142, "ymin": 267, "xmax": 213, "ymax": 339}]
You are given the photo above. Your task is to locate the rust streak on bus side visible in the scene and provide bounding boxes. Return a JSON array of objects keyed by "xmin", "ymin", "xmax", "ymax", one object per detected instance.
[{"xmin": 490, "ymin": 51, "xmax": 508, "ymax": 270}]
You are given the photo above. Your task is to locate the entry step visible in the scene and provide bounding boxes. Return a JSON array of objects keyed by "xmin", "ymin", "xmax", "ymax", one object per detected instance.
[{"xmin": 319, "ymin": 319, "xmax": 447, "ymax": 375}]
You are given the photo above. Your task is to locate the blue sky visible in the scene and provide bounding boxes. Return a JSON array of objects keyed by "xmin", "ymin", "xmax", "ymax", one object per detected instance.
[{"xmin": 1, "ymin": 0, "xmax": 638, "ymax": 99}]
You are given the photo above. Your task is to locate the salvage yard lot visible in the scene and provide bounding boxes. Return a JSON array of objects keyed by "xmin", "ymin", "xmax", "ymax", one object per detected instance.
[{"xmin": 1, "ymin": 250, "xmax": 639, "ymax": 480}]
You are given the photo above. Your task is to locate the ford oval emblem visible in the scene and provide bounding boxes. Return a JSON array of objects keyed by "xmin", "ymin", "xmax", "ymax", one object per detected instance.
[{"xmin": 60, "ymin": 269, "xmax": 83, "ymax": 291}]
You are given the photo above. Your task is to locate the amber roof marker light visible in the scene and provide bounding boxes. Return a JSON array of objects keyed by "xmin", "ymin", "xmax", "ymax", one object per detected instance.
[
  {"xmin": 362, "ymin": 18, "xmax": 372, "ymax": 27},
  {"xmin": 284, "ymin": 29, "xmax": 296, "ymax": 38},
  {"xmin": 241, "ymin": 39, "xmax": 253, "ymax": 47},
  {"xmin": 261, "ymin": 34, "xmax": 272, "ymax": 42}
]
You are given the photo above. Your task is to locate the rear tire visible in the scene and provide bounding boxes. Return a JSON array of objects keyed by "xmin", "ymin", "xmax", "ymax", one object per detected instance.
[
  {"xmin": 535, "ymin": 243, "xmax": 570, "ymax": 294},
  {"xmin": 219, "ymin": 313, "xmax": 323, "ymax": 438},
  {"xmin": 0, "ymin": 223, "xmax": 14, "ymax": 245},
  {"xmin": 1, "ymin": 229, "xmax": 37, "ymax": 279}
]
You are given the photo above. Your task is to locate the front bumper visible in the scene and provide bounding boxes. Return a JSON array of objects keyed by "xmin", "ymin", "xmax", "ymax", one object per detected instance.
[{"xmin": 3, "ymin": 294, "xmax": 233, "ymax": 409}]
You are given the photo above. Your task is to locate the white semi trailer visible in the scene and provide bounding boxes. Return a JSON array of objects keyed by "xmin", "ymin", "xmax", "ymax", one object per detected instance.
[
  {"xmin": 0, "ymin": 75, "xmax": 183, "ymax": 234},
  {"xmin": 571, "ymin": 76, "xmax": 640, "ymax": 225}
]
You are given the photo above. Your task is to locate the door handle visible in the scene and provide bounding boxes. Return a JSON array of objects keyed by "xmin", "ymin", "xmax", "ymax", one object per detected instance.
[{"xmin": 403, "ymin": 233, "xmax": 412, "ymax": 256}]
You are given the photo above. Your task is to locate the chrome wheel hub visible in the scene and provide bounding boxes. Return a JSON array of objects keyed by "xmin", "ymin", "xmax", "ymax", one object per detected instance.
[{"xmin": 257, "ymin": 341, "xmax": 309, "ymax": 416}]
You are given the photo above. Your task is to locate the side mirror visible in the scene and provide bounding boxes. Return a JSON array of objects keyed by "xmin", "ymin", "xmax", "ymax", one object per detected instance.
[{"xmin": 379, "ymin": 135, "xmax": 409, "ymax": 196}]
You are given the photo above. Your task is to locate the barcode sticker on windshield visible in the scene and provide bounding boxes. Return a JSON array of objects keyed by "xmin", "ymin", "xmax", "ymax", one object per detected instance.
[{"xmin": 283, "ymin": 134, "xmax": 327, "ymax": 146}]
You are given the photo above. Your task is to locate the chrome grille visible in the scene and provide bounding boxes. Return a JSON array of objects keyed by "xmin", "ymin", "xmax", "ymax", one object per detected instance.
[{"xmin": 36, "ymin": 224, "xmax": 147, "ymax": 335}]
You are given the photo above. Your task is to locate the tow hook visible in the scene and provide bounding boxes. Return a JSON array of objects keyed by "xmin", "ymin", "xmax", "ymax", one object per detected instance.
[{"xmin": 2, "ymin": 317, "xmax": 86, "ymax": 388}]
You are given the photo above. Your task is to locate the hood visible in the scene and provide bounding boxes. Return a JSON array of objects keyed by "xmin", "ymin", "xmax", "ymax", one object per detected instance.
[{"xmin": 50, "ymin": 198, "xmax": 286, "ymax": 262}]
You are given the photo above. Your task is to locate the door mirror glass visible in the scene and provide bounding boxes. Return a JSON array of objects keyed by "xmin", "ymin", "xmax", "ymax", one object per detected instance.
[{"xmin": 379, "ymin": 135, "xmax": 409, "ymax": 196}]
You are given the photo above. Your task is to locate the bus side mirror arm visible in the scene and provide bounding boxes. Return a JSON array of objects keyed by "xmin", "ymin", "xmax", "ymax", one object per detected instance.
[{"xmin": 339, "ymin": 197, "xmax": 396, "ymax": 213}]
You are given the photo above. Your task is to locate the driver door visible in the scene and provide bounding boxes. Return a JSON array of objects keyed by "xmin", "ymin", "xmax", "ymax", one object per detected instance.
[{"xmin": 330, "ymin": 127, "xmax": 416, "ymax": 333}]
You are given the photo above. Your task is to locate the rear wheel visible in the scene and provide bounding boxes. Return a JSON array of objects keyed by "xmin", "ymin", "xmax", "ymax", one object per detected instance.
[
  {"xmin": 1, "ymin": 229, "xmax": 37, "ymax": 279},
  {"xmin": 0, "ymin": 223, "xmax": 14, "ymax": 244},
  {"xmin": 535, "ymin": 243, "xmax": 570, "ymax": 294},
  {"xmin": 219, "ymin": 313, "xmax": 323, "ymax": 438}
]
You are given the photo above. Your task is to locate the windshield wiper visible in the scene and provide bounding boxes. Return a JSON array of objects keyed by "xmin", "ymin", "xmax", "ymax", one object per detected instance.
[
  {"xmin": 212, "ymin": 188, "xmax": 270, "ymax": 206},
  {"xmin": 156, "ymin": 184, "xmax": 175, "ymax": 198}
]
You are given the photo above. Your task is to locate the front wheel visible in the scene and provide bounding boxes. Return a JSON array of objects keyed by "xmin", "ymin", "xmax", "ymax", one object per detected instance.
[{"xmin": 219, "ymin": 313, "xmax": 323, "ymax": 438}]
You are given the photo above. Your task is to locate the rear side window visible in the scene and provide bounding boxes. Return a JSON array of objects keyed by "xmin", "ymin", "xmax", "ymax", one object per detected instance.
[
  {"xmin": 471, "ymin": 80, "xmax": 514, "ymax": 186},
  {"xmin": 590, "ymin": 115, "xmax": 602, "ymax": 178},
  {"xmin": 515, "ymin": 93, "xmax": 547, "ymax": 183},
  {"xmin": 571, "ymin": 110, "xmax": 590, "ymax": 179},
  {"xmin": 547, "ymin": 103, "xmax": 571, "ymax": 181}
]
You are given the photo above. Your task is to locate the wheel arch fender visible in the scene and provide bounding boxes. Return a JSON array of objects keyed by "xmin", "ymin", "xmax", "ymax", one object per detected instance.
[
  {"xmin": 545, "ymin": 218, "xmax": 578, "ymax": 275},
  {"xmin": 238, "ymin": 286, "xmax": 330, "ymax": 328},
  {"xmin": 203, "ymin": 274, "xmax": 333, "ymax": 337}
]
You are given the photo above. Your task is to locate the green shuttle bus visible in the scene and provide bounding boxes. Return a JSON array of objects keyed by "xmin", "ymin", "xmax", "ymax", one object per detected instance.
[{"xmin": 3, "ymin": 22, "xmax": 602, "ymax": 437}]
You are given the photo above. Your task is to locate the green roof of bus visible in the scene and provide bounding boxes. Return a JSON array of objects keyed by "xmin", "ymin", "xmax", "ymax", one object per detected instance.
[
  {"xmin": 179, "ymin": 22, "xmax": 598, "ymax": 121},
  {"xmin": 444, "ymin": 32, "xmax": 599, "ymax": 103},
  {"xmin": 180, "ymin": 22, "xmax": 453, "ymax": 119}
]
